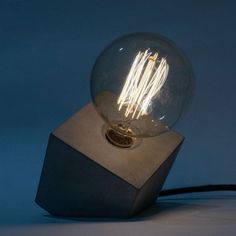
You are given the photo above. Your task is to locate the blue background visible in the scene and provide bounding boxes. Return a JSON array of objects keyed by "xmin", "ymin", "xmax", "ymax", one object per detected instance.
[{"xmin": 0, "ymin": 0, "xmax": 235, "ymax": 229}]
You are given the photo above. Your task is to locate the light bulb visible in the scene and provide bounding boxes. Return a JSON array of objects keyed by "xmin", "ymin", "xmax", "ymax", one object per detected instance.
[{"xmin": 90, "ymin": 33, "xmax": 193, "ymax": 147}]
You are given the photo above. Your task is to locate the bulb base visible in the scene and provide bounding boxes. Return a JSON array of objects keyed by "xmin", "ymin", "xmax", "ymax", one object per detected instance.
[{"xmin": 105, "ymin": 127, "xmax": 134, "ymax": 148}]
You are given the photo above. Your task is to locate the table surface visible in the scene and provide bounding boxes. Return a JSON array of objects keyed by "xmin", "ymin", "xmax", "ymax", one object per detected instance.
[{"xmin": 1, "ymin": 193, "xmax": 235, "ymax": 236}]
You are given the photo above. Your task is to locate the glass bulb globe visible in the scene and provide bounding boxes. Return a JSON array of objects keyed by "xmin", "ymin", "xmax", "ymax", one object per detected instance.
[{"xmin": 90, "ymin": 33, "xmax": 193, "ymax": 147}]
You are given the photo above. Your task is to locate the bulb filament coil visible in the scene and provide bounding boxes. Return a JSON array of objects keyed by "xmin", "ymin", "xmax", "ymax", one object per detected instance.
[{"xmin": 117, "ymin": 49, "xmax": 169, "ymax": 119}]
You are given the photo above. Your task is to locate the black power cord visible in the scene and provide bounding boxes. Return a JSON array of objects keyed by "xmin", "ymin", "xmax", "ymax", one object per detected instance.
[{"xmin": 159, "ymin": 184, "xmax": 236, "ymax": 197}]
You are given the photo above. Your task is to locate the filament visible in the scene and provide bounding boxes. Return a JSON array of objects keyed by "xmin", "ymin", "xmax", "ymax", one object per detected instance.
[{"xmin": 117, "ymin": 49, "xmax": 169, "ymax": 119}]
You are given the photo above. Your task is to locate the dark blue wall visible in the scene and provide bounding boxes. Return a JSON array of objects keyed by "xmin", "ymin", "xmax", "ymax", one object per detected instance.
[{"xmin": 0, "ymin": 0, "xmax": 235, "ymax": 225}]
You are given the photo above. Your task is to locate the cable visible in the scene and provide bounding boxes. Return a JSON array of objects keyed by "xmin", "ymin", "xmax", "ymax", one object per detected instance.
[{"xmin": 159, "ymin": 184, "xmax": 236, "ymax": 197}]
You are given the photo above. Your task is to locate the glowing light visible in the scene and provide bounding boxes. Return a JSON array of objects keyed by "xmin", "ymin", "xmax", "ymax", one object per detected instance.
[{"xmin": 117, "ymin": 50, "xmax": 169, "ymax": 119}]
